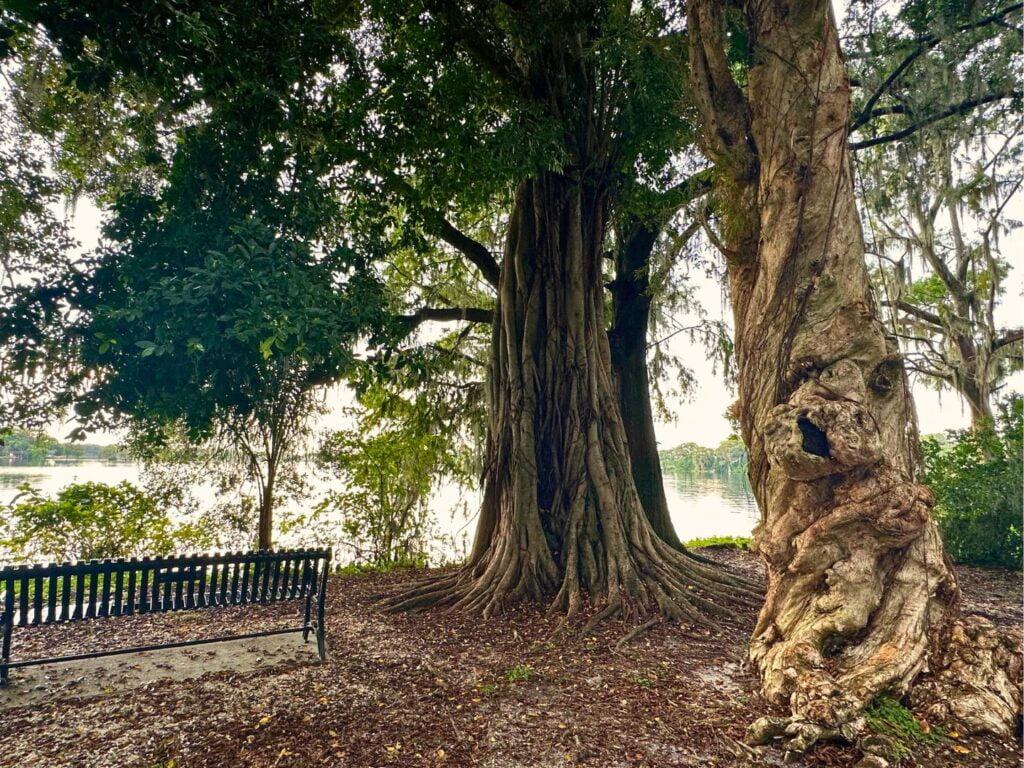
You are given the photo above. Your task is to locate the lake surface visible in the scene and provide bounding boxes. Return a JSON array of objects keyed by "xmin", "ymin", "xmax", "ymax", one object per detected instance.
[{"xmin": 0, "ymin": 463, "xmax": 759, "ymax": 563}]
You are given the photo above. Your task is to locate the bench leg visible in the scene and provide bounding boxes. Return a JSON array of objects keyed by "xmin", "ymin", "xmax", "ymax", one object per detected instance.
[
  {"xmin": 1, "ymin": 619, "xmax": 11, "ymax": 686},
  {"xmin": 302, "ymin": 593, "xmax": 313, "ymax": 642},
  {"xmin": 315, "ymin": 621, "xmax": 327, "ymax": 661},
  {"xmin": 315, "ymin": 575, "xmax": 327, "ymax": 661}
]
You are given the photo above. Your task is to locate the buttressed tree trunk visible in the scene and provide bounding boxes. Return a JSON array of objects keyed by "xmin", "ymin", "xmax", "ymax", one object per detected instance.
[
  {"xmin": 688, "ymin": 0, "xmax": 1021, "ymax": 746},
  {"xmin": 387, "ymin": 168, "xmax": 761, "ymax": 628}
]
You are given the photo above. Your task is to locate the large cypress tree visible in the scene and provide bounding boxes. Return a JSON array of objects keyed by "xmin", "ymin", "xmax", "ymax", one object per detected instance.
[{"xmin": 688, "ymin": 0, "xmax": 1021, "ymax": 743}]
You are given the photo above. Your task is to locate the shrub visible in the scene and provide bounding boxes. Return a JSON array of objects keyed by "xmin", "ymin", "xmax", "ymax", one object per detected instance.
[
  {"xmin": 684, "ymin": 535, "xmax": 751, "ymax": 550},
  {"xmin": 1, "ymin": 481, "xmax": 211, "ymax": 563},
  {"xmin": 922, "ymin": 395, "xmax": 1023, "ymax": 569},
  {"xmin": 314, "ymin": 424, "xmax": 448, "ymax": 567},
  {"xmin": 502, "ymin": 665, "xmax": 534, "ymax": 682}
]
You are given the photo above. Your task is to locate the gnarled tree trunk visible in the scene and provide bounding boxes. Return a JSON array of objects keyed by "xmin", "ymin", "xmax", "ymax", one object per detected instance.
[
  {"xmin": 688, "ymin": 0, "xmax": 1021, "ymax": 746},
  {"xmin": 387, "ymin": 172, "xmax": 761, "ymax": 627}
]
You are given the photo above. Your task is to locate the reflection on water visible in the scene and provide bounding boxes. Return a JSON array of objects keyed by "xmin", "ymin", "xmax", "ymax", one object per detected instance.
[
  {"xmin": 664, "ymin": 470, "xmax": 759, "ymax": 542},
  {"xmin": 0, "ymin": 464, "xmax": 141, "ymax": 496},
  {"xmin": 0, "ymin": 463, "xmax": 760, "ymax": 560}
]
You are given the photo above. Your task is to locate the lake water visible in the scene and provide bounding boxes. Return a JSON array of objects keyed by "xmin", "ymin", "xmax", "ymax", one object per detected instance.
[{"xmin": 0, "ymin": 463, "xmax": 759, "ymax": 563}]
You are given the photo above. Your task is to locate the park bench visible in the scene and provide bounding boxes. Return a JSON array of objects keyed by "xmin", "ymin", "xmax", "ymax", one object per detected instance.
[{"xmin": 0, "ymin": 547, "xmax": 331, "ymax": 685}]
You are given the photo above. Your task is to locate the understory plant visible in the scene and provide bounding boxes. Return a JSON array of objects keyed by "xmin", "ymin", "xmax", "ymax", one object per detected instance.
[
  {"xmin": 922, "ymin": 394, "xmax": 1023, "ymax": 569},
  {"xmin": 0, "ymin": 481, "xmax": 211, "ymax": 563}
]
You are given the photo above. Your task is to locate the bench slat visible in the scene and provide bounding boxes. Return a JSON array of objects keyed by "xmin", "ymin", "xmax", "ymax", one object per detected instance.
[
  {"xmin": 59, "ymin": 568, "xmax": 71, "ymax": 622},
  {"xmin": 46, "ymin": 569, "xmax": 57, "ymax": 623},
  {"xmin": 126, "ymin": 561, "xmax": 137, "ymax": 616},
  {"xmin": 99, "ymin": 560, "xmax": 112, "ymax": 618},
  {"xmin": 31, "ymin": 566, "xmax": 43, "ymax": 626}
]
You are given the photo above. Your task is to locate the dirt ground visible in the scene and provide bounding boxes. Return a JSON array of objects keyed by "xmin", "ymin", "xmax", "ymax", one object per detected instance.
[{"xmin": 0, "ymin": 547, "xmax": 1019, "ymax": 768}]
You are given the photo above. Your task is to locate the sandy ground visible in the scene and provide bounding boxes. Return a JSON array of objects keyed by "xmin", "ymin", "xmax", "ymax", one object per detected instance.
[{"xmin": 0, "ymin": 632, "xmax": 320, "ymax": 710}]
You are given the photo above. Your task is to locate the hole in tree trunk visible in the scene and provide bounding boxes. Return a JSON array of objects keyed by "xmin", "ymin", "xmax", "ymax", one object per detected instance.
[
  {"xmin": 822, "ymin": 633, "xmax": 845, "ymax": 658},
  {"xmin": 798, "ymin": 417, "xmax": 830, "ymax": 458}
]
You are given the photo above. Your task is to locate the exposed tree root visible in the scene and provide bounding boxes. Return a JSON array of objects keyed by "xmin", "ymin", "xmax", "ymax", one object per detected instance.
[
  {"xmin": 910, "ymin": 615, "xmax": 1023, "ymax": 736},
  {"xmin": 381, "ymin": 532, "xmax": 764, "ymax": 639}
]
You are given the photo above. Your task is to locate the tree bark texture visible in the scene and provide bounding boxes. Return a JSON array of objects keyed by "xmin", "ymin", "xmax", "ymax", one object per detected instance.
[
  {"xmin": 387, "ymin": 172, "xmax": 761, "ymax": 628},
  {"xmin": 609, "ymin": 222, "xmax": 683, "ymax": 551},
  {"xmin": 688, "ymin": 0, "xmax": 1021, "ymax": 743}
]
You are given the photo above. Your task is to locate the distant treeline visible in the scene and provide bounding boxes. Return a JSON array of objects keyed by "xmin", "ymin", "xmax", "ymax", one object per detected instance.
[
  {"xmin": 0, "ymin": 430, "xmax": 130, "ymax": 465},
  {"xmin": 659, "ymin": 436, "xmax": 748, "ymax": 475}
]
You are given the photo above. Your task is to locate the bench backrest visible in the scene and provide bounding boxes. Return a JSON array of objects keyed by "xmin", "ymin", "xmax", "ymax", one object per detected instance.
[{"xmin": 0, "ymin": 549, "xmax": 331, "ymax": 628}]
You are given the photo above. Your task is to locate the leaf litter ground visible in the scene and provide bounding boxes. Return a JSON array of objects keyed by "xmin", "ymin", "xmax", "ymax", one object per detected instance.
[{"xmin": 0, "ymin": 547, "xmax": 1019, "ymax": 768}]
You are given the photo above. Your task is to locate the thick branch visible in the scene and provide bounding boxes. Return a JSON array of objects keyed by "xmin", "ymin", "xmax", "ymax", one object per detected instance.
[
  {"xmin": 992, "ymin": 328, "xmax": 1023, "ymax": 352},
  {"xmin": 657, "ymin": 168, "xmax": 714, "ymax": 223},
  {"xmin": 397, "ymin": 306, "xmax": 494, "ymax": 333},
  {"xmin": 431, "ymin": 217, "xmax": 502, "ymax": 287},
  {"xmin": 363, "ymin": 162, "xmax": 502, "ymax": 287},
  {"xmin": 883, "ymin": 300, "xmax": 943, "ymax": 329},
  {"xmin": 687, "ymin": 1, "xmax": 757, "ymax": 187}
]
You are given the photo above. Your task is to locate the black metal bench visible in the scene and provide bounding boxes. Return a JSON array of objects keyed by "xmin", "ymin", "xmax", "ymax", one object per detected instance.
[{"xmin": 0, "ymin": 548, "xmax": 331, "ymax": 684}]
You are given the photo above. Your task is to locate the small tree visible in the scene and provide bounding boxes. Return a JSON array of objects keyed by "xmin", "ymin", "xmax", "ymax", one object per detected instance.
[
  {"xmin": 95, "ymin": 218, "xmax": 385, "ymax": 549},
  {"xmin": 314, "ymin": 409, "xmax": 468, "ymax": 567}
]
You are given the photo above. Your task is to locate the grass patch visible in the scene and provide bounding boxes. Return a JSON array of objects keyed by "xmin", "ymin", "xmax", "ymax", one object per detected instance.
[
  {"xmin": 684, "ymin": 535, "xmax": 751, "ymax": 550},
  {"xmin": 630, "ymin": 670, "xmax": 656, "ymax": 689},
  {"xmin": 864, "ymin": 695, "xmax": 943, "ymax": 762},
  {"xmin": 334, "ymin": 557, "xmax": 427, "ymax": 576},
  {"xmin": 502, "ymin": 664, "xmax": 534, "ymax": 683}
]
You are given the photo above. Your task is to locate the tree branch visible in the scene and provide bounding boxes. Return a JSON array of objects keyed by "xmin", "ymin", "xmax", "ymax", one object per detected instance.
[
  {"xmin": 398, "ymin": 306, "xmax": 494, "ymax": 332},
  {"xmin": 358, "ymin": 160, "xmax": 502, "ymax": 287},
  {"xmin": 850, "ymin": 90, "xmax": 1023, "ymax": 151},
  {"xmin": 686, "ymin": 0, "xmax": 757, "ymax": 187},
  {"xmin": 850, "ymin": 3, "xmax": 1023, "ymax": 130},
  {"xmin": 883, "ymin": 300, "xmax": 943, "ymax": 328},
  {"xmin": 992, "ymin": 329, "xmax": 1023, "ymax": 353},
  {"xmin": 658, "ymin": 168, "xmax": 714, "ymax": 223}
]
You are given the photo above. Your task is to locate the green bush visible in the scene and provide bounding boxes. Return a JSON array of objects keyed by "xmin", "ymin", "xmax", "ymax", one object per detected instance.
[
  {"xmin": 922, "ymin": 395, "xmax": 1023, "ymax": 569},
  {"xmin": 684, "ymin": 535, "xmax": 751, "ymax": 550},
  {"xmin": 313, "ymin": 425, "xmax": 444, "ymax": 567},
  {"xmin": 1, "ymin": 481, "xmax": 211, "ymax": 563}
]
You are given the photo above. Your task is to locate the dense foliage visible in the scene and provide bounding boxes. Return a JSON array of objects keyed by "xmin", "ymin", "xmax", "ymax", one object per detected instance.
[
  {"xmin": 923, "ymin": 395, "xmax": 1023, "ymax": 568},
  {"xmin": 0, "ymin": 480, "xmax": 210, "ymax": 562},
  {"xmin": 659, "ymin": 435, "xmax": 748, "ymax": 475}
]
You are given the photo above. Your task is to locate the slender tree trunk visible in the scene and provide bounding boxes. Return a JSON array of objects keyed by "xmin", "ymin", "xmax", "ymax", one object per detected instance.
[
  {"xmin": 257, "ymin": 454, "xmax": 278, "ymax": 550},
  {"xmin": 609, "ymin": 222, "xmax": 682, "ymax": 550},
  {"xmin": 689, "ymin": 0, "xmax": 1020, "ymax": 745},
  {"xmin": 388, "ymin": 172, "xmax": 760, "ymax": 627},
  {"xmin": 258, "ymin": 478, "xmax": 274, "ymax": 550}
]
